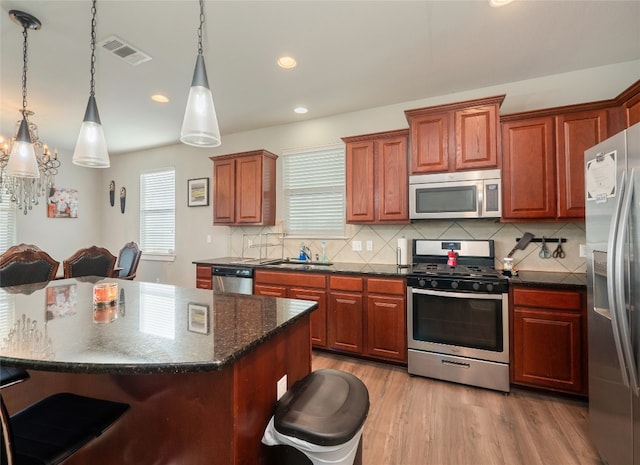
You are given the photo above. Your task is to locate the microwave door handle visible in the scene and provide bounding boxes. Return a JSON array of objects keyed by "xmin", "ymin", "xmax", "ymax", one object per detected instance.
[
  {"xmin": 615, "ymin": 169, "xmax": 639, "ymax": 395},
  {"xmin": 477, "ymin": 181, "xmax": 484, "ymax": 216},
  {"xmin": 606, "ymin": 170, "xmax": 630, "ymax": 388}
]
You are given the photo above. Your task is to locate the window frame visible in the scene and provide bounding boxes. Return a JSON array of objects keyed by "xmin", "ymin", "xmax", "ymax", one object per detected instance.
[{"xmin": 139, "ymin": 167, "xmax": 176, "ymax": 262}]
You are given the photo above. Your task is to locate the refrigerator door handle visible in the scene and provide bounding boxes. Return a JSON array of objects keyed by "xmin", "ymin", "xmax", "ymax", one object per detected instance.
[
  {"xmin": 614, "ymin": 168, "xmax": 639, "ymax": 396},
  {"xmin": 606, "ymin": 170, "xmax": 630, "ymax": 388}
]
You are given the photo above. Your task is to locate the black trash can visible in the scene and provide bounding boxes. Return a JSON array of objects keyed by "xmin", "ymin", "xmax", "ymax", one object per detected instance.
[{"xmin": 262, "ymin": 368, "xmax": 370, "ymax": 465}]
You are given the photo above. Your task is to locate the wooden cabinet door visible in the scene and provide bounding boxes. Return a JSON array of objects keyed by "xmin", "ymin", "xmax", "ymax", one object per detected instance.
[
  {"xmin": 196, "ymin": 265, "xmax": 213, "ymax": 290},
  {"xmin": 376, "ymin": 136, "xmax": 408, "ymax": 222},
  {"xmin": 555, "ymin": 110, "xmax": 608, "ymax": 219},
  {"xmin": 366, "ymin": 294, "xmax": 406, "ymax": 362},
  {"xmin": 455, "ymin": 105, "xmax": 499, "ymax": 170},
  {"xmin": 213, "ymin": 158, "xmax": 235, "ymax": 224},
  {"xmin": 253, "ymin": 284, "xmax": 287, "ymax": 298},
  {"xmin": 328, "ymin": 291, "xmax": 364, "ymax": 354},
  {"xmin": 501, "ymin": 117, "xmax": 557, "ymax": 219},
  {"xmin": 291, "ymin": 287, "xmax": 327, "ymax": 348},
  {"xmin": 512, "ymin": 307, "xmax": 584, "ymax": 394},
  {"xmin": 235, "ymin": 154, "xmax": 263, "ymax": 223},
  {"xmin": 408, "ymin": 111, "xmax": 451, "ymax": 173},
  {"xmin": 346, "ymin": 140, "xmax": 375, "ymax": 222}
]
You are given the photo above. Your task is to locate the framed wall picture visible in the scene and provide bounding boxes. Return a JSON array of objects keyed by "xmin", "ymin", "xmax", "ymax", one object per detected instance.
[
  {"xmin": 188, "ymin": 177, "xmax": 209, "ymax": 207},
  {"xmin": 188, "ymin": 303, "xmax": 210, "ymax": 334}
]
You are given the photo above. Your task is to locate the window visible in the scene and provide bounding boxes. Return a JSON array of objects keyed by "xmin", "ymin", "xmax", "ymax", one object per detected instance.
[
  {"xmin": 283, "ymin": 145, "xmax": 345, "ymax": 237},
  {"xmin": 140, "ymin": 168, "xmax": 175, "ymax": 259},
  {"xmin": 0, "ymin": 191, "xmax": 17, "ymax": 252}
]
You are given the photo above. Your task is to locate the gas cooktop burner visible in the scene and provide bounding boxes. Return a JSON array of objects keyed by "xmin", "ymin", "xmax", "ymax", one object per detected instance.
[{"xmin": 410, "ymin": 263, "xmax": 500, "ymax": 279}]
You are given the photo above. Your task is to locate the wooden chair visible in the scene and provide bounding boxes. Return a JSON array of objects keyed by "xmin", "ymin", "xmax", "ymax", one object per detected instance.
[
  {"xmin": 1, "ymin": 392, "xmax": 129, "ymax": 465},
  {"xmin": 113, "ymin": 241, "xmax": 142, "ymax": 280},
  {"xmin": 0, "ymin": 244, "xmax": 59, "ymax": 287},
  {"xmin": 63, "ymin": 246, "xmax": 116, "ymax": 279}
]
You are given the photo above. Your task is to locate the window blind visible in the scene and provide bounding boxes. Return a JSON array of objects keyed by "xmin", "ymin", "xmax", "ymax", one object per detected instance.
[
  {"xmin": 283, "ymin": 145, "xmax": 345, "ymax": 237},
  {"xmin": 0, "ymin": 191, "xmax": 17, "ymax": 253},
  {"xmin": 139, "ymin": 282, "xmax": 175, "ymax": 339},
  {"xmin": 140, "ymin": 169, "xmax": 175, "ymax": 256}
]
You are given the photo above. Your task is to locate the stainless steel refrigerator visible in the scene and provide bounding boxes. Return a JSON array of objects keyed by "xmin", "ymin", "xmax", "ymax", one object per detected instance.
[{"xmin": 586, "ymin": 122, "xmax": 640, "ymax": 465}]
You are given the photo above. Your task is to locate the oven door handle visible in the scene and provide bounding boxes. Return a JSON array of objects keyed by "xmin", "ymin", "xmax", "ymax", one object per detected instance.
[{"xmin": 409, "ymin": 287, "xmax": 503, "ymax": 300}]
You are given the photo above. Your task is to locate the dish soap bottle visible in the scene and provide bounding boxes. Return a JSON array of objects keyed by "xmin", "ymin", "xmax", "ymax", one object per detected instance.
[
  {"xmin": 321, "ymin": 241, "xmax": 327, "ymax": 263},
  {"xmin": 298, "ymin": 242, "xmax": 307, "ymax": 261}
]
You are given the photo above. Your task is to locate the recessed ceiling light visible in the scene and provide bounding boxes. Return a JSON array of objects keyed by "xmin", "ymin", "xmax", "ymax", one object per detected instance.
[
  {"xmin": 278, "ymin": 56, "xmax": 297, "ymax": 69},
  {"xmin": 294, "ymin": 106, "xmax": 308, "ymax": 114},
  {"xmin": 151, "ymin": 94, "xmax": 169, "ymax": 103},
  {"xmin": 489, "ymin": 0, "xmax": 514, "ymax": 7}
]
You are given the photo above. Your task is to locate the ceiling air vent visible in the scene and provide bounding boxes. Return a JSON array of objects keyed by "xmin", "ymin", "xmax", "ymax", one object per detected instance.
[{"xmin": 98, "ymin": 35, "xmax": 152, "ymax": 66}]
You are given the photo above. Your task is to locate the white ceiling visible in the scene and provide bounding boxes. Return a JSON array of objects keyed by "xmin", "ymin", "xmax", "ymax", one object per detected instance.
[{"xmin": 1, "ymin": 0, "xmax": 639, "ymax": 156}]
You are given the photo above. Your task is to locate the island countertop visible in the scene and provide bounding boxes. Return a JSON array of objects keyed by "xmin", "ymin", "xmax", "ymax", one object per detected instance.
[{"xmin": 0, "ymin": 277, "xmax": 318, "ymax": 375}]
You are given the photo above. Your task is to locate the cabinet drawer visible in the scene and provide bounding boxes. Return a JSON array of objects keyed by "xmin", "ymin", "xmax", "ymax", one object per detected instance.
[
  {"xmin": 512, "ymin": 287, "xmax": 582, "ymax": 311},
  {"xmin": 329, "ymin": 275, "xmax": 364, "ymax": 292},
  {"xmin": 196, "ymin": 265, "xmax": 211, "ymax": 279},
  {"xmin": 254, "ymin": 270, "xmax": 326, "ymax": 288},
  {"xmin": 367, "ymin": 278, "xmax": 405, "ymax": 295}
]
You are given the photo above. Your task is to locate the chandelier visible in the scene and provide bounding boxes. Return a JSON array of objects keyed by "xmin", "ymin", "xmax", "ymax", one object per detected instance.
[{"xmin": 0, "ymin": 10, "xmax": 60, "ymax": 215}]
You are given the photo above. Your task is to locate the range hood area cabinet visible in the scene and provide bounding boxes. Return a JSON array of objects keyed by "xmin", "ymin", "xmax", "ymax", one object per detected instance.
[
  {"xmin": 342, "ymin": 129, "xmax": 409, "ymax": 224},
  {"xmin": 210, "ymin": 150, "xmax": 277, "ymax": 225},
  {"xmin": 501, "ymin": 106, "xmax": 612, "ymax": 220},
  {"xmin": 404, "ymin": 95, "xmax": 505, "ymax": 174}
]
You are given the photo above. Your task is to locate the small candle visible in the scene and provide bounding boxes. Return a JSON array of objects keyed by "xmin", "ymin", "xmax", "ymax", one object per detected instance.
[{"xmin": 93, "ymin": 282, "xmax": 118, "ymax": 306}]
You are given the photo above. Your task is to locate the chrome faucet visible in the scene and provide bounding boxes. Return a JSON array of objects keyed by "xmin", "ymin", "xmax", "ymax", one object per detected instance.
[{"xmin": 301, "ymin": 245, "xmax": 312, "ymax": 261}]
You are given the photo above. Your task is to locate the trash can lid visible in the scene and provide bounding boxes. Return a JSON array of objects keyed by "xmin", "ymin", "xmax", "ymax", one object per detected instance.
[{"xmin": 274, "ymin": 369, "xmax": 370, "ymax": 446}]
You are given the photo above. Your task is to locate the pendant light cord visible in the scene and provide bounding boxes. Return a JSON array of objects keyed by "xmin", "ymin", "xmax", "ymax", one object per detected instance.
[
  {"xmin": 20, "ymin": 25, "xmax": 29, "ymax": 116},
  {"xmin": 89, "ymin": 0, "xmax": 97, "ymax": 97},
  {"xmin": 197, "ymin": 0, "xmax": 204, "ymax": 56}
]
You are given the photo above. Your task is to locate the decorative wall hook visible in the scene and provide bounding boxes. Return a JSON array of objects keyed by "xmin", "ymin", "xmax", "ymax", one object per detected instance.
[
  {"xmin": 120, "ymin": 187, "xmax": 126, "ymax": 214},
  {"xmin": 109, "ymin": 180, "xmax": 115, "ymax": 206}
]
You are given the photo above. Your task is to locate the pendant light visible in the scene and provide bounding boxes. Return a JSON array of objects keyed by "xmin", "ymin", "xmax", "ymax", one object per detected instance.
[
  {"xmin": 6, "ymin": 11, "xmax": 41, "ymax": 179},
  {"xmin": 73, "ymin": 0, "xmax": 110, "ymax": 168},
  {"xmin": 180, "ymin": 0, "xmax": 221, "ymax": 148}
]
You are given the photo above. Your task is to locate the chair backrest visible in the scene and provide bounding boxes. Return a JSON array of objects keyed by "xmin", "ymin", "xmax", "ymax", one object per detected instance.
[
  {"xmin": 0, "ymin": 394, "xmax": 14, "ymax": 465},
  {"xmin": 0, "ymin": 244, "xmax": 59, "ymax": 287},
  {"xmin": 63, "ymin": 246, "xmax": 116, "ymax": 279},
  {"xmin": 115, "ymin": 242, "xmax": 141, "ymax": 280}
]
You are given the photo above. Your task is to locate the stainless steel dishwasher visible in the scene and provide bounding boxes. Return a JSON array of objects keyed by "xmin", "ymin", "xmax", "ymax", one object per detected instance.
[{"xmin": 211, "ymin": 265, "xmax": 254, "ymax": 294}]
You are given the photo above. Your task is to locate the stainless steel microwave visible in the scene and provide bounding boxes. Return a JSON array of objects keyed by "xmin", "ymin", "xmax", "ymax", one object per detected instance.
[{"xmin": 409, "ymin": 169, "xmax": 502, "ymax": 219}]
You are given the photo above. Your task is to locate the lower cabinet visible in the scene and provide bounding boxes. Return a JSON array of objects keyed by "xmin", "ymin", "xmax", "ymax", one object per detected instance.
[
  {"xmin": 196, "ymin": 265, "xmax": 213, "ymax": 290},
  {"xmin": 510, "ymin": 285, "xmax": 587, "ymax": 396},
  {"xmin": 255, "ymin": 269, "xmax": 406, "ymax": 364}
]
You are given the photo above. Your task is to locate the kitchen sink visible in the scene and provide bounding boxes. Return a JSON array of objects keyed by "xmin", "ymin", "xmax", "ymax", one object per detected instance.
[{"xmin": 271, "ymin": 260, "xmax": 333, "ymax": 270}]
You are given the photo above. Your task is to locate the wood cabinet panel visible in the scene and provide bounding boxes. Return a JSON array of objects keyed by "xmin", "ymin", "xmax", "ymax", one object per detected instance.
[
  {"xmin": 501, "ymin": 117, "xmax": 557, "ymax": 219},
  {"xmin": 510, "ymin": 286, "xmax": 587, "ymax": 396},
  {"xmin": 255, "ymin": 270, "xmax": 326, "ymax": 288},
  {"xmin": 376, "ymin": 136, "xmax": 409, "ymax": 221},
  {"xmin": 366, "ymin": 294, "xmax": 406, "ymax": 362},
  {"xmin": 455, "ymin": 105, "xmax": 499, "ymax": 170},
  {"xmin": 253, "ymin": 284, "xmax": 287, "ymax": 298},
  {"xmin": 328, "ymin": 291, "xmax": 364, "ymax": 354},
  {"xmin": 291, "ymin": 287, "xmax": 327, "ymax": 348},
  {"xmin": 555, "ymin": 110, "xmax": 608, "ymax": 219},
  {"xmin": 329, "ymin": 275, "xmax": 364, "ymax": 292},
  {"xmin": 212, "ymin": 159, "xmax": 235, "ymax": 224},
  {"xmin": 343, "ymin": 129, "xmax": 409, "ymax": 224},
  {"xmin": 211, "ymin": 150, "xmax": 277, "ymax": 226},
  {"xmin": 345, "ymin": 140, "xmax": 375, "ymax": 222},
  {"xmin": 196, "ymin": 265, "xmax": 213, "ymax": 290},
  {"xmin": 367, "ymin": 277, "xmax": 405, "ymax": 295},
  {"xmin": 408, "ymin": 111, "xmax": 451, "ymax": 173}
]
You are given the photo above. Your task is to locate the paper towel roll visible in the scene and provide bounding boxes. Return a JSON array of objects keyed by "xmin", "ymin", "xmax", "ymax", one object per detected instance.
[{"xmin": 397, "ymin": 238, "xmax": 410, "ymax": 267}]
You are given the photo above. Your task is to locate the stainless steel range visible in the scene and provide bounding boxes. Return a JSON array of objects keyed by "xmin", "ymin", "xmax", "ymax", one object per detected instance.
[{"xmin": 407, "ymin": 239, "xmax": 510, "ymax": 392}]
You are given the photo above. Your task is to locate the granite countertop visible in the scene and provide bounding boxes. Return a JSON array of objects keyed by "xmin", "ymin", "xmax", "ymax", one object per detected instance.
[
  {"xmin": 507, "ymin": 270, "xmax": 587, "ymax": 289},
  {"xmin": 193, "ymin": 257, "xmax": 411, "ymax": 277},
  {"xmin": 0, "ymin": 277, "xmax": 317, "ymax": 375}
]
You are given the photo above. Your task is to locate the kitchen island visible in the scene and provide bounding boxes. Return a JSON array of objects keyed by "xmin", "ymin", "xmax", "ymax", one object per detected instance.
[{"xmin": 0, "ymin": 277, "xmax": 317, "ymax": 464}]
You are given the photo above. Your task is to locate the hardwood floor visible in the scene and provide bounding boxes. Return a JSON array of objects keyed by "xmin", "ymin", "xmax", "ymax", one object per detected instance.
[{"xmin": 312, "ymin": 351, "xmax": 604, "ymax": 465}]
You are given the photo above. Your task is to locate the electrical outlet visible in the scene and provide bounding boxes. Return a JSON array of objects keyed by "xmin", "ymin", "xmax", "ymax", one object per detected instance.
[
  {"xmin": 277, "ymin": 374, "xmax": 287, "ymax": 400},
  {"xmin": 352, "ymin": 240, "xmax": 362, "ymax": 251},
  {"xmin": 579, "ymin": 244, "xmax": 586, "ymax": 258},
  {"xmin": 366, "ymin": 240, "xmax": 373, "ymax": 251}
]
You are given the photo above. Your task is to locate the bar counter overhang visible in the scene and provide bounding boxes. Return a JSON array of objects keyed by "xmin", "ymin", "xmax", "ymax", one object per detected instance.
[{"xmin": 0, "ymin": 277, "xmax": 318, "ymax": 464}]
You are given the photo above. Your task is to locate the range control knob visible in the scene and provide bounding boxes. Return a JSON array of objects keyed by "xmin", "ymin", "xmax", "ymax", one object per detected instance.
[
  {"xmin": 486, "ymin": 283, "xmax": 494, "ymax": 292},
  {"xmin": 451, "ymin": 281, "xmax": 459, "ymax": 289},
  {"xmin": 430, "ymin": 280, "xmax": 438, "ymax": 288},
  {"xmin": 418, "ymin": 279, "xmax": 426, "ymax": 287},
  {"xmin": 472, "ymin": 282, "xmax": 481, "ymax": 291}
]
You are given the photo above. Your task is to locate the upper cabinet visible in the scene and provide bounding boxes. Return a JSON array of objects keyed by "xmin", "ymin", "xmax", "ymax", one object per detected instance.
[
  {"xmin": 210, "ymin": 150, "xmax": 278, "ymax": 225},
  {"xmin": 342, "ymin": 129, "xmax": 409, "ymax": 224},
  {"xmin": 404, "ymin": 95, "xmax": 505, "ymax": 174},
  {"xmin": 615, "ymin": 79, "xmax": 640, "ymax": 129},
  {"xmin": 501, "ymin": 106, "xmax": 611, "ymax": 220}
]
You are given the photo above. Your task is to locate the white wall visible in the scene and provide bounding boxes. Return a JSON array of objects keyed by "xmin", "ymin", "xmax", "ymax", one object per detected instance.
[{"xmin": 15, "ymin": 60, "xmax": 640, "ymax": 286}]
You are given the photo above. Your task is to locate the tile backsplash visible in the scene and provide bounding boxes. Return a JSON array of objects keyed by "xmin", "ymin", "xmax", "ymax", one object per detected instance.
[{"xmin": 230, "ymin": 219, "xmax": 586, "ymax": 274}]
